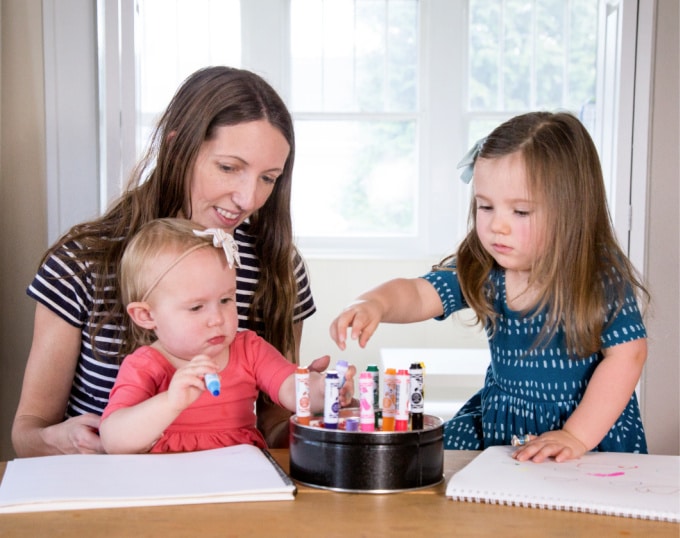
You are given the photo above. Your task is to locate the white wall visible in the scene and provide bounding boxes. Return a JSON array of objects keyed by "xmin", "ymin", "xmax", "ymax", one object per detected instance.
[
  {"xmin": 299, "ymin": 258, "xmax": 488, "ymax": 372},
  {"xmin": 638, "ymin": 0, "xmax": 680, "ymax": 456}
]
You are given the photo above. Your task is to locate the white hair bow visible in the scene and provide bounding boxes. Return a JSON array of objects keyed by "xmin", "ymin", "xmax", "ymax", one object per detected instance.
[{"xmin": 193, "ymin": 228, "xmax": 241, "ymax": 269}]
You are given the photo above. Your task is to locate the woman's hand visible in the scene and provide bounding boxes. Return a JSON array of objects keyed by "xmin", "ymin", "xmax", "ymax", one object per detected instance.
[
  {"xmin": 39, "ymin": 414, "xmax": 104, "ymax": 455},
  {"xmin": 13, "ymin": 304, "xmax": 102, "ymax": 457},
  {"xmin": 511, "ymin": 429, "xmax": 588, "ymax": 463}
]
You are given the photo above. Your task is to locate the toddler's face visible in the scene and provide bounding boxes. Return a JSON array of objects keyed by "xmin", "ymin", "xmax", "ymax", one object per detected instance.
[
  {"xmin": 473, "ymin": 151, "xmax": 546, "ymax": 275},
  {"xmin": 145, "ymin": 247, "xmax": 238, "ymax": 363}
]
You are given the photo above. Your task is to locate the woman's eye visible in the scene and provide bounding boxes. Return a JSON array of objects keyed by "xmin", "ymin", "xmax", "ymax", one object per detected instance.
[
  {"xmin": 219, "ymin": 164, "xmax": 234, "ymax": 173},
  {"xmin": 262, "ymin": 175, "xmax": 278, "ymax": 185},
  {"xmin": 190, "ymin": 305, "xmax": 203, "ymax": 312}
]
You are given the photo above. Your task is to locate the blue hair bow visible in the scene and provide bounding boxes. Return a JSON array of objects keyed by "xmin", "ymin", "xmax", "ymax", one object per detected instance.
[{"xmin": 456, "ymin": 137, "xmax": 487, "ymax": 183}]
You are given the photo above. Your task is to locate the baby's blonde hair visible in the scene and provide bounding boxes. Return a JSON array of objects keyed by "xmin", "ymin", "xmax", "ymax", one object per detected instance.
[{"xmin": 119, "ymin": 218, "xmax": 222, "ymax": 352}]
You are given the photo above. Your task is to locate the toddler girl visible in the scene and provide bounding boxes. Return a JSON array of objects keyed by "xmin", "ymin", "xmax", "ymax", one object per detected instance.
[{"xmin": 330, "ymin": 112, "xmax": 648, "ymax": 463}]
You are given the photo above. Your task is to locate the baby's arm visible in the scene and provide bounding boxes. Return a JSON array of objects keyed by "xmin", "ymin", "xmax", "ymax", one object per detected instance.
[
  {"xmin": 99, "ymin": 355, "xmax": 218, "ymax": 453},
  {"xmin": 278, "ymin": 365, "xmax": 356, "ymax": 414},
  {"xmin": 513, "ymin": 338, "xmax": 647, "ymax": 463},
  {"xmin": 329, "ymin": 277, "xmax": 444, "ymax": 350}
]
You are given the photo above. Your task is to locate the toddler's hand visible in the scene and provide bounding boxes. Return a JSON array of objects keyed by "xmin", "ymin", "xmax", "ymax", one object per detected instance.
[
  {"xmin": 511, "ymin": 429, "xmax": 588, "ymax": 463},
  {"xmin": 329, "ymin": 299, "xmax": 384, "ymax": 350},
  {"xmin": 167, "ymin": 354, "xmax": 219, "ymax": 412}
]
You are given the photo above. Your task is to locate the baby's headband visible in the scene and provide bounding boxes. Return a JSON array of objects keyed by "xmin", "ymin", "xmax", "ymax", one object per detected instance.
[
  {"xmin": 456, "ymin": 137, "xmax": 487, "ymax": 183},
  {"xmin": 141, "ymin": 228, "xmax": 241, "ymax": 302}
]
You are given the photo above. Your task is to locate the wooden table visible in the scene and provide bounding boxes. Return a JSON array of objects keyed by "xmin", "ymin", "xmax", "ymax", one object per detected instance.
[{"xmin": 0, "ymin": 450, "xmax": 677, "ymax": 537}]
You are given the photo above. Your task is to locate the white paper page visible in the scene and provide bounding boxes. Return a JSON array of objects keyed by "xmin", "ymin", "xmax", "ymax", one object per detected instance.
[
  {"xmin": 446, "ymin": 445, "xmax": 680, "ymax": 521},
  {"xmin": 0, "ymin": 444, "xmax": 295, "ymax": 513}
]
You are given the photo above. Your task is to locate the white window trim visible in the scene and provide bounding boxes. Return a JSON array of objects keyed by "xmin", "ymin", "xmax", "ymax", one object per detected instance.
[{"xmin": 42, "ymin": 0, "xmax": 99, "ymax": 245}]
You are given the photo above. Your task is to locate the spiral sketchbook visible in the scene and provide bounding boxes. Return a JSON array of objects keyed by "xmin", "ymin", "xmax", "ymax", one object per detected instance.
[
  {"xmin": 446, "ymin": 446, "xmax": 679, "ymax": 522},
  {"xmin": 0, "ymin": 444, "xmax": 295, "ymax": 513}
]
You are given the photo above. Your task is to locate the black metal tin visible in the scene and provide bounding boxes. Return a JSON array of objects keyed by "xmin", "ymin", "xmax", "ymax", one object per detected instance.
[{"xmin": 289, "ymin": 408, "xmax": 444, "ymax": 493}]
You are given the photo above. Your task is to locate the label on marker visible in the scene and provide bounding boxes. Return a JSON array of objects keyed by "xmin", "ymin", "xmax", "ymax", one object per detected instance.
[
  {"xmin": 295, "ymin": 367, "xmax": 311, "ymax": 425},
  {"xmin": 324, "ymin": 371, "xmax": 340, "ymax": 429}
]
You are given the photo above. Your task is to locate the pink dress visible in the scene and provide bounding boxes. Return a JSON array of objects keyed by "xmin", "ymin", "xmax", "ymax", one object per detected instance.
[{"xmin": 102, "ymin": 331, "xmax": 296, "ymax": 452}]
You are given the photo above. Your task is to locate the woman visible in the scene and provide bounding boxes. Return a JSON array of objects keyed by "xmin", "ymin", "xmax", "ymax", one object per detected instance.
[{"xmin": 13, "ymin": 66, "xmax": 317, "ymax": 456}]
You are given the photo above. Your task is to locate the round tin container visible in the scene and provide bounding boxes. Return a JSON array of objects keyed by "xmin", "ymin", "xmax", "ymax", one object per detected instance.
[{"xmin": 289, "ymin": 408, "xmax": 444, "ymax": 493}]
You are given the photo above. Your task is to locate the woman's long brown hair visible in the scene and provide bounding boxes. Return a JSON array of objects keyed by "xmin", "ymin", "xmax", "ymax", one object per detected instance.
[{"xmin": 43, "ymin": 67, "xmax": 299, "ymax": 361}]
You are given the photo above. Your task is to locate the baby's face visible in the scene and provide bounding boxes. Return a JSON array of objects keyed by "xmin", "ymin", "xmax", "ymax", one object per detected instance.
[{"xmin": 146, "ymin": 247, "xmax": 238, "ymax": 363}]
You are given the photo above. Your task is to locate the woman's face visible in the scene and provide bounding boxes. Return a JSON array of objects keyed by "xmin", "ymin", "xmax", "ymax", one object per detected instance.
[{"xmin": 188, "ymin": 120, "xmax": 290, "ymax": 233}]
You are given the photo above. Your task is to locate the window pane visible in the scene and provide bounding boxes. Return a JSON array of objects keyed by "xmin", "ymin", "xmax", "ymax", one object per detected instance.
[
  {"xmin": 290, "ymin": 0, "xmax": 418, "ymax": 112},
  {"xmin": 292, "ymin": 120, "xmax": 417, "ymax": 237},
  {"xmin": 468, "ymin": 0, "xmax": 597, "ymax": 113},
  {"xmin": 467, "ymin": 0, "xmax": 598, "ymax": 149},
  {"xmin": 290, "ymin": 0, "xmax": 419, "ymax": 239},
  {"xmin": 469, "ymin": 0, "xmax": 501, "ymax": 110},
  {"xmin": 135, "ymin": 0, "xmax": 241, "ymax": 152}
]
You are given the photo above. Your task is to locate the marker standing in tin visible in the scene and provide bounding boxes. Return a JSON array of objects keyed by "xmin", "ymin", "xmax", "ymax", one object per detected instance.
[
  {"xmin": 381, "ymin": 368, "xmax": 397, "ymax": 431},
  {"xmin": 335, "ymin": 359, "xmax": 349, "ymax": 389},
  {"xmin": 409, "ymin": 362, "xmax": 424, "ymax": 430},
  {"xmin": 323, "ymin": 370, "xmax": 340, "ymax": 429},
  {"xmin": 359, "ymin": 371, "xmax": 375, "ymax": 432},
  {"xmin": 394, "ymin": 369, "xmax": 410, "ymax": 431},
  {"xmin": 366, "ymin": 364, "xmax": 380, "ymax": 428},
  {"xmin": 295, "ymin": 367, "xmax": 311, "ymax": 425}
]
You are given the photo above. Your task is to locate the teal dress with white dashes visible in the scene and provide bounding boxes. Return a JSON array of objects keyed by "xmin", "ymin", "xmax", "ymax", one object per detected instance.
[{"xmin": 422, "ymin": 265, "xmax": 648, "ymax": 453}]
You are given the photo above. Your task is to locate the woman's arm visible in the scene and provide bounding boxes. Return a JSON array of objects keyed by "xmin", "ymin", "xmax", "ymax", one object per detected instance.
[
  {"xmin": 12, "ymin": 304, "xmax": 104, "ymax": 456},
  {"xmin": 329, "ymin": 277, "xmax": 444, "ymax": 350},
  {"xmin": 513, "ymin": 338, "xmax": 647, "ymax": 463}
]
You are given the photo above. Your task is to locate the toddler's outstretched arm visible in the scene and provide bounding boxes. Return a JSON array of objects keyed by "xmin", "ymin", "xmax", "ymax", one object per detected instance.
[
  {"xmin": 329, "ymin": 277, "xmax": 444, "ymax": 350},
  {"xmin": 99, "ymin": 354, "xmax": 219, "ymax": 454},
  {"xmin": 513, "ymin": 338, "xmax": 647, "ymax": 463}
]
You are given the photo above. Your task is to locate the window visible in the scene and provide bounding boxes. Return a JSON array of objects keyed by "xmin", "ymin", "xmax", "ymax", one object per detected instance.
[
  {"xmin": 44, "ymin": 0, "xmax": 648, "ymax": 260},
  {"xmin": 132, "ymin": 0, "xmax": 600, "ymax": 258}
]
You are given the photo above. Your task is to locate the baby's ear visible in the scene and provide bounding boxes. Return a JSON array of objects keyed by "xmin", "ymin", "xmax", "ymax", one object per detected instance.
[{"xmin": 126, "ymin": 302, "xmax": 156, "ymax": 329}]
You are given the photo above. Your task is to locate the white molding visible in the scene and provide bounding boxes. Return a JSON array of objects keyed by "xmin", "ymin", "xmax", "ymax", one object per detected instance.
[
  {"xmin": 96, "ymin": 0, "xmax": 138, "ymax": 212},
  {"xmin": 629, "ymin": 0, "xmax": 655, "ymax": 274},
  {"xmin": 42, "ymin": 0, "xmax": 99, "ymax": 243}
]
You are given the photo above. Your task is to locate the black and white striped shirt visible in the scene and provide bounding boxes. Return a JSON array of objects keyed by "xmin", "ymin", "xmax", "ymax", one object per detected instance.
[{"xmin": 26, "ymin": 223, "xmax": 316, "ymax": 418}]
